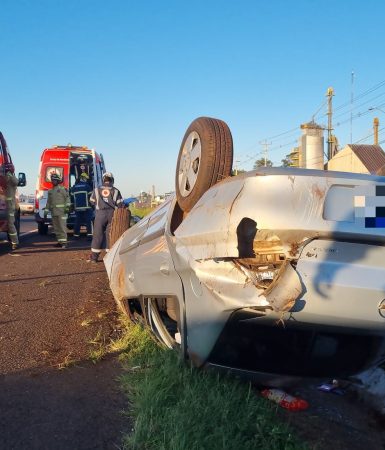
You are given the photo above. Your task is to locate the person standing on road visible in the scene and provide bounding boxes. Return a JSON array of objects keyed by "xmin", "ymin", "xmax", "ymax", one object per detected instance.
[
  {"xmin": 70, "ymin": 172, "xmax": 93, "ymax": 240},
  {"xmin": 87, "ymin": 172, "xmax": 123, "ymax": 263},
  {"xmin": 5, "ymin": 164, "xmax": 19, "ymax": 251},
  {"xmin": 45, "ymin": 173, "xmax": 71, "ymax": 248}
]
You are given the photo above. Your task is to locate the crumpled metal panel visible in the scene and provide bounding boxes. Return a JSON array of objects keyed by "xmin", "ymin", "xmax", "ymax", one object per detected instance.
[{"xmin": 174, "ymin": 169, "xmax": 385, "ymax": 261}]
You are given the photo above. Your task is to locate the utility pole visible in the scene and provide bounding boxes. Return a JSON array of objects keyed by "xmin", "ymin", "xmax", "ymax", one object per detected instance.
[
  {"xmin": 326, "ymin": 87, "xmax": 334, "ymax": 161},
  {"xmin": 259, "ymin": 140, "xmax": 271, "ymax": 166},
  {"xmin": 374, "ymin": 117, "xmax": 379, "ymax": 145},
  {"xmin": 350, "ymin": 71, "xmax": 354, "ymax": 143}
]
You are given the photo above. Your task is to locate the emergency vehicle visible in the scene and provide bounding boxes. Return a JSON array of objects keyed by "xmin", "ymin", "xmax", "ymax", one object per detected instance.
[
  {"xmin": 0, "ymin": 132, "xmax": 26, "ymax": 238},
  {"xmin": 35, "ymin": 145, "xmax": 105, "ymax": 234}
]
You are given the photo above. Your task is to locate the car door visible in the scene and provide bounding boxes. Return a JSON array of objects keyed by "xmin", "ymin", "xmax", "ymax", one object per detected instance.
[{"xmin": 133, "ymin": 199, "xmax": 184, "ymax": 299}]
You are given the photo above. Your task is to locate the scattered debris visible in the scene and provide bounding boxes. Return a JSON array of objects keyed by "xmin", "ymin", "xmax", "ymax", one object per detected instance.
[
  {"xmin": 317, "ymin": 380, "xmax": 346, "ymax": 395},
  {"xmin": 261, "ymin": 388, "xmax": 309, "ymax": 411}
]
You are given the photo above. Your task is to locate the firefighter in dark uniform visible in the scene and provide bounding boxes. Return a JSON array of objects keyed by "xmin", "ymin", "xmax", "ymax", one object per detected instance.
[
  {"xmin": 70, "ymin": 172, "xmax": 93, "ymax": 239},
  {"xmin": 5, "ymin": 164, "xmax": 19, "ymax": 250},
  {"xmin": 87, "ymin": 172, "xmax": 123, "ymax": 262},
  {"xmin": 45, "ymin": 173, "xmax": 71, "ymax": 248}
]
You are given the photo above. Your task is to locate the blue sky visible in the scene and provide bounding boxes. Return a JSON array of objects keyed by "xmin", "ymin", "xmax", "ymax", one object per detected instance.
[{"xmin": 2, "ymin": 0, "xmax": 385, "ymax": 197}]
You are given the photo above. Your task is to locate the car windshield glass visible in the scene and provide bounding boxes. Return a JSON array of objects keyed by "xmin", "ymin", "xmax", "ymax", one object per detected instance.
[{"xmin": 45, "ymin": 166, "xmax": 63, "ymax": 182}]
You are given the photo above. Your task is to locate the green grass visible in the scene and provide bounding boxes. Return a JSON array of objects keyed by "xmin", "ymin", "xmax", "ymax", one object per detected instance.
[
  {"xmin": 129, "ymin": 205, "xmax": 155, "ymax": 218},
  {"xmin": 88, "ymin": 328, "xmax": 108, "ymax": 363},
  {"xmin": 118, "ymin": 320, "xmax": 306, "ymax": 450}
]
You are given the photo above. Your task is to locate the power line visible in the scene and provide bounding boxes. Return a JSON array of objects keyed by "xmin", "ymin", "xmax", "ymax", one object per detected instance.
[
  {"xmin": 333, "ymin": 78, "xmax": 385, "ymax": 113},
  {"xmin": 253, "ymin": 78, "xmax": 385, "ymax": 163},
  {"xmin": 263, "ymin": 126, "xmax": 299, "ymax": 142},
  {"xmin": 354, "ymin": 127, "xmax": 385, "ymax": 144}
]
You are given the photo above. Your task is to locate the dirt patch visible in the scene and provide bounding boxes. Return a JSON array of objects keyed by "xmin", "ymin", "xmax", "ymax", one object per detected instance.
[
  {"xmin": 0, "ymin": 359, "xmax": 125, "ymax": 449},
  {"xmin": 0, "ymin": 232, "xmax": 128, "ymax": 449},
  {"xmin": 271, "ymin": 383, "xmax": 385, "ymax": 450}
]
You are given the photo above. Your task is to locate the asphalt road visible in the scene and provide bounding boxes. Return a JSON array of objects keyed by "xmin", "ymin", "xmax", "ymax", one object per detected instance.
[
  {"xmin": 0, "ymin": 215, "xmax": 37, "ymax": 244},
  {"xmin": 0, "ymin": 229, "xmax": 127, "ymax": 449},
  {"xmin": 20, "ymin": 214, "xmax": 37, "ymax": 235}
]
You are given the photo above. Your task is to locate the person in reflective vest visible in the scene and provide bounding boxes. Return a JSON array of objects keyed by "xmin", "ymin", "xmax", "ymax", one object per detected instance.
[
  {"xmin": 70, "ymin": 172, "xmax": 93, "ymax": 239},
  {"xmin": 87, "ymin": 172, "xmax": 123, "ymax": 262},
  {"xmin": 5, "ymin": 164, "xmax": 19, "ymax": 251},
  {"xmin": 45, "ymin": 173, "xmax": 71, "ymax": 248}
]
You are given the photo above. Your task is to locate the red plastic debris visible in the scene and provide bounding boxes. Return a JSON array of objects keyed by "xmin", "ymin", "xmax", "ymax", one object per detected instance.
[{"xmin": 261, "ymin": 388, "xmax": 309, "ymax": 411}]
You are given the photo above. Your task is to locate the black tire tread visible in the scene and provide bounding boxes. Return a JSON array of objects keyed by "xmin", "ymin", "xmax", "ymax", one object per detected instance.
[
  {"xmin": 38, "ymin": 222, "xmax": 48, "ymax": 235},
  {"xmin": 175, "ymin": 117, "xmax": 233, "ymax": 212}
]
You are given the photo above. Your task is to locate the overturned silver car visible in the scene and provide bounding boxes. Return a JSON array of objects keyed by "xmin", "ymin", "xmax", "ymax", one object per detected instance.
[{"xmin": 105, "ymin": 117, "xmax": 385, "ymax": 383}]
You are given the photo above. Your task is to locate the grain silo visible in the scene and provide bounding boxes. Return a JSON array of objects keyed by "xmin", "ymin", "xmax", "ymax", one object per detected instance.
[{"xmin": 299, "ymin": 121, "xmax": 324, "ymax": 169}]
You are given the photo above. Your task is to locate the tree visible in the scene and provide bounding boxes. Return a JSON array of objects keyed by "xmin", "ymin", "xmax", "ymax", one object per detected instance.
[
  {"xmin": 253, "ymin": 158, "xmax": 273, "ymax": 169},
  {"xmin": 281, "ymin": 155, "xmax": 291, "ymax": 167},
  {"xmin": 281, "ymin": 148, "xmax": 299, "ymax": 168}
]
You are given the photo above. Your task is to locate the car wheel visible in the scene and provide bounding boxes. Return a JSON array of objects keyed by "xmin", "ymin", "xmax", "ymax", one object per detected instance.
[
  {"xmin": 38, "ymin": 222, "xmax": 48, "ymax": 235},
  {"xmin": 145, "ymin": 297, "xmax": 181, "ymax": 349},
  {"xmin": 109, "ymin": 207, "xmax": 131, "ymax": 248},
  {"xmin": 175, "ymin": 117, "xmax": 233, "ymax": 212}
]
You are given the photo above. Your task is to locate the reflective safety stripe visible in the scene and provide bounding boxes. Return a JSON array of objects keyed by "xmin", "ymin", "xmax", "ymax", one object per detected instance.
[
  {"xmin": 74, "ymin": 190, "xmax": 89, "ymax": 195},
  {"xmin": 91, "ymin": 248, "xmax": 102, "ymax": 253},
  {"xmin": 61, "ymin": 216, "xmax": 67, "ymax": 219},
  {"xmin": 87, "ymin": 234, "xmax": 93, "ymax": 236},
  {"xmin": 58, "ymin": 239, "xmax": 67, "ymax": 242},
  {"xmin": 6, "ymin": 197, "xmax": 12, "ymax": 200},
  {"xmin": 73, "ymin": 234, "xmax": 80, "ymax": 237},
  {"xmin": 8, "ymin": 232, "xmax": 17, "ymax": 236},
  {"xmin": 55, "ymin": 204, "xmax": 65, "ymax": 207},
  {"xmin": 9, "ymin": 213, "xmax": 14, "ymax": 217}
]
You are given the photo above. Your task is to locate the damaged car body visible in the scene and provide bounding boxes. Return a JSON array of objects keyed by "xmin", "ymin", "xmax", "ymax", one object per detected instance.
[{"xmin": 105, "ymin": 117, "xmax": 385, "ymax": 384}]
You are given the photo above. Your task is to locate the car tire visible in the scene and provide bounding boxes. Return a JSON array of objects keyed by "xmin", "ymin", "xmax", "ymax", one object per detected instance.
[
  {"xmin": 109, "ymin": 208, "xmax": 131, "ymax": 248},
  {"xmin": 175, "ymin": 117, "xmax": 233, "ymax": 212},
  {"xmin": 38, "ymin": 222, "xmax": 48, "ymax": 235}
]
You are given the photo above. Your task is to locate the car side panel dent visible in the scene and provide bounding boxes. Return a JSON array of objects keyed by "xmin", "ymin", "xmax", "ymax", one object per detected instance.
[{"xmin": 175, "ymin": 173, "xmax": 385, "ymax": 261}]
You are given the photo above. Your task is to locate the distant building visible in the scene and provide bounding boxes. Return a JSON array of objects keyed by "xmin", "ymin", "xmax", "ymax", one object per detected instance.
[
  {"xmin": 299, "ymin": 121, "xmax": 324, "ymax": 170},
  {"xmin": 327, "ymin": 144, "xmax": 385, "ymax": 174}
]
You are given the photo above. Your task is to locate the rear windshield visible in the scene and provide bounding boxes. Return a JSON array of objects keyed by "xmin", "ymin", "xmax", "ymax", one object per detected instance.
[{"xmin": 45, "ymin": 166, "xmax": 64, "ymax": 182}]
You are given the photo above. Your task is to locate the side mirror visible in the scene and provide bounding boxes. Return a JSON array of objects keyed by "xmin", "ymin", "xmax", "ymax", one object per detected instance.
[{"xmin": 18, "ymin": 172, "xmax": 26, "ymax": 187}]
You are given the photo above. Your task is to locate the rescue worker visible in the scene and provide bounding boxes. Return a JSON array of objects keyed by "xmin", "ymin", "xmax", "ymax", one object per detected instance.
[
  {"xmin": 70, "ymin": 172, "xmax": 93, "ymax": 239},
  {"xmin": 88, "ymin": 172, "xmax": 123, "ymax": 262},
  {"xmin": 5, "ymin": 164, "xmax": 19, "ymax": 251},
  {"xmin": 45, "ymin": 173, "xmax": 71, "ymax": 248}
]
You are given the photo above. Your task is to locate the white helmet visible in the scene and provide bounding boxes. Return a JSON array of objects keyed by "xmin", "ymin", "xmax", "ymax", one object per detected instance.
[{"xmin": 102, "ymin": 172, "xmax": 114, "ymax": 183}]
